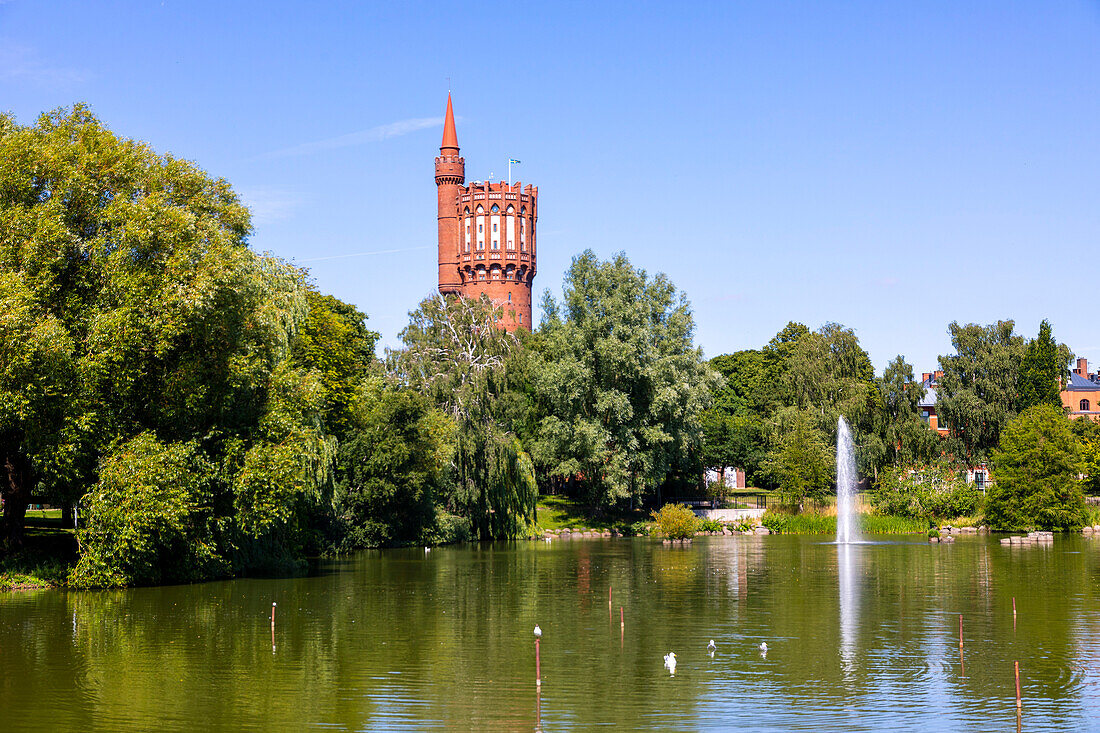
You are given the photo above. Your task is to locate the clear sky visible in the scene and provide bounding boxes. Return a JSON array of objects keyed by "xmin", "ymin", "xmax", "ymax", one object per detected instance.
[{"xmin": 3, "ymin": 1, "xmax": 1099, "ymax": 372}]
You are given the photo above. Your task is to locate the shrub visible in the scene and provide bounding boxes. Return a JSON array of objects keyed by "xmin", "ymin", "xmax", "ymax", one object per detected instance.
[
  {"xmin": 872, "ymin": 465, "xmax": 982, "ymax": 520},
  {"xmin": 731, "ymin": 517, "xmax": 755, "ymax": 533},
  {"xmin": 70, "ymin": 433, "xmax": 227, "ymax": 588},
  {"xmin": 627, "ymin": 520, "xmax": 651, "ymax": 537},
  {"xmin": 651, "ymin": 503, "xmax": 698, "ymax": 539},
  {"xmin": 698, "ymin": 518, "xmax": 723, "ymax": 533}
]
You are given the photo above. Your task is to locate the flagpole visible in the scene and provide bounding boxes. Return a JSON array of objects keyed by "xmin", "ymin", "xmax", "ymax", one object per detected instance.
[{"xmin": 508, "ymin": 159, "xmax": 512, "ymax": 185}]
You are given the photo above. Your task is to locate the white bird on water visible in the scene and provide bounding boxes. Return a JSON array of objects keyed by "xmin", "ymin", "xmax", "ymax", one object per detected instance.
[
  {"xmin": 664, "ymin": 652, "xmax": 677, "ymax": 674},
  {"xmin": 707, "ymin": 639, "xmax": 716, "ymax": 653},
  {"xmin": 759, "ymin": 642, "xmax": 768, "ymax": 657}
]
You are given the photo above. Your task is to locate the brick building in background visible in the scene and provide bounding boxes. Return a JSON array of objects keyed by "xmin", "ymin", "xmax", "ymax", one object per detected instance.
[
  {"xmin": 435, "ymin": 94, "xmax": 537, "ymax": 331},
  {"xmin": 1061, "ymin": 358, "xmax": 1100, "ymax": 420},
  {"xmin": 918, "ymin": 370, "xmax": 950, "ymax": 437}
]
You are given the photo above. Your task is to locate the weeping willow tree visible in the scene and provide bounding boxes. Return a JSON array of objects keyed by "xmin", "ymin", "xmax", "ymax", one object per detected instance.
[
  {"xmin": 392, "ymin": 294, "xmax": 536, "ymax": 540},
  {"xmin": 1, "ymin": 105, "xmax": 340, "ymax": 580}
]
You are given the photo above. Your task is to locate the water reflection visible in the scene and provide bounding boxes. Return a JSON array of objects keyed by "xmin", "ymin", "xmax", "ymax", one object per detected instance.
[
  {"xmin": 2, "ymin": 535, "xmax": 1100, "ymax": 730},
  {"xmin": 838, "ymin": 542, "xmax": 859, "ymax": 680}
]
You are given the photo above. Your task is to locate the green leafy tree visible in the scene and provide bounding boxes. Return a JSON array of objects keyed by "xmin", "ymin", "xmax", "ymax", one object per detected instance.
[
  {"xmin": 986, "ymin": 404, "xmax": 1086, "ymax": 531},
  {"xmin": 1072, "ymin": 417, "xmax": 1100, "ymax": 496},
  {"xmin": 292, "ymin": 288, "xmax": 379, "ymax": 438},
  {"xmin": 937, "ymin": 320, "xmax": 1026, "ymax": 462},
  {"xmin": 392, "ymin": 293, "xmax": 536, "ymax": 540},
  {"xmin": 701, "ymin": 410, "xmax": 768, "ymax": 485},
  {"xmin": 335, "ymin": 379, "xmax": 455, "ymax": 549},
  {"xmin": 1017, "ymin": 319, "xmax": 1068, "ymax": 413},
  {"xmin": 531, "ymin": 251, "xmax": 714, "ymax": 507},
  {"xmin": 1, "ymin": 105, "xmax": 339, "ymax": 578},
  {"xmin": 873, "ymin": 356, "xmax": 939, "ymax": 468},
  {"xmin": 70, "ymin": 433, "xmax": 227, "ymax": 587},
  {"xmin": 763, "ymin": 408, "xmax": 834, "ymax": 506},
  {"xmin": 708, "ymin": 350, "xmax": 768, "ymax": 415}
]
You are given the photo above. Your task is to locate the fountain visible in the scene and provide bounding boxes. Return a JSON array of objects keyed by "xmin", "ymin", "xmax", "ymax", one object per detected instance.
[{"xmin": 836, "ymin": 416, "xmax": 860, "ymax": 544}]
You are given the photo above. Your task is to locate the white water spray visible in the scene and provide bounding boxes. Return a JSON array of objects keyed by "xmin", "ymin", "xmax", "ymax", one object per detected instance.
[{"xmin": 836, "ymin": 416, "xmax": 860, "ymax": 544}]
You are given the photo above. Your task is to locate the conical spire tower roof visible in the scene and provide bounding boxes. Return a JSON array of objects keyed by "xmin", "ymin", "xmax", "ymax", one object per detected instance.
[{"xmin": 441, "ymin": 93, "xmax": 458, "ymax": 152}]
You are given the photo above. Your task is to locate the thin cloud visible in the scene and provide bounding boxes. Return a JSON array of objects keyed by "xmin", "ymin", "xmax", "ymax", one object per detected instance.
[
  {"xmin": 261, "ymin": 116, "xmax": 443, "ymax": 159},
  {"xmin": 0, "ymin": 43, "xmax": 88, "ymax": 85},
  {"xmin": 237, "ymin": 187, "xmax": 302, "ymax": 226}
]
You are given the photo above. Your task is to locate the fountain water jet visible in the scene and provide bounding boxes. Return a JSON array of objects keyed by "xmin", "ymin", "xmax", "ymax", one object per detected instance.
[{"xmin": 836, "ymin": 416, "xmax": 860, "ymax": 544}]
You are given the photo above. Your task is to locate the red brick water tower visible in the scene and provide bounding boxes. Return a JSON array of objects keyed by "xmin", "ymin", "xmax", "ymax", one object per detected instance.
[{"xmin": 435, "ymin": 94, "xmax": 537, "ymax": 331}]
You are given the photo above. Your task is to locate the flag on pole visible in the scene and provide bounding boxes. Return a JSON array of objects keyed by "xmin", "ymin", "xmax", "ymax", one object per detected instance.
[{"xmin": 509, "ymin": 159, "xmax": 521, "ymax": 164}]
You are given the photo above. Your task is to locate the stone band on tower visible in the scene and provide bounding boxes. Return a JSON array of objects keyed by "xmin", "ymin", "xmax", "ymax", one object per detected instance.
[{"xmin": 435, "ymin": 94, "xmax": 537, "ymax": 331}]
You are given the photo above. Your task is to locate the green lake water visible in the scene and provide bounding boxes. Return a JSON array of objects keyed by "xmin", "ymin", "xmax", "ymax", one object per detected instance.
[{"xmin": 2, "ymin": 534, "xmax": 1100, "ymax": 731}]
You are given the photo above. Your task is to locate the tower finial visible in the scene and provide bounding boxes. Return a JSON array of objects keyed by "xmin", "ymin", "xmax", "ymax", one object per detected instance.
[{"xmin": 441, "ymin": 93, "xmax": 458, "ymax": 152}]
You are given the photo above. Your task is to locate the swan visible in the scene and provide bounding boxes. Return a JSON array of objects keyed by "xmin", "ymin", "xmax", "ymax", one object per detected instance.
[{"xmin": 664, "ymin": 652, "xmax": 677, "ymax": 674}]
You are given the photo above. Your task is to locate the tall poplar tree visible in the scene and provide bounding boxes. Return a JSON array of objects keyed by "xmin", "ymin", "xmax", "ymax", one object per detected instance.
[{"xmin": 1017, "ymin": 319, "xmax": 1066, "ymax": 413}]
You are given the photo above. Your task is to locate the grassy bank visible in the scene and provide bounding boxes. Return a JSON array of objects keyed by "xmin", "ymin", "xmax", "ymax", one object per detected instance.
[
  {"xmin": 761, "ymin": 510, "xmax": 929, "ymax": 535},
  {"xmin": 534, "ymin": 495, "xmax": 650, "ymax": 535},
  {"xmin": 0, "ymin": 527, "xmax": 77, "ymax": 591}
]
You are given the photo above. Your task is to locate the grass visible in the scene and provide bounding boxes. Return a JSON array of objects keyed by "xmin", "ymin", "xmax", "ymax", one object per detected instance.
[
  {"xmin": 533, "ymin": 495, "xmax": 649, "ymax": 534},
  {"xmin": 0, "ymin": 526, "xmax": 77, "ymax": 592},
  {"xmin": 762, "ymin": 509, "xmax": 929, "ymax": 535}
]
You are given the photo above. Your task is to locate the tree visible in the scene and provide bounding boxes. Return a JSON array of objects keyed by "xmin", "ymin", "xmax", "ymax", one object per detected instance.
[
  {"xmin": 392, "ymin": 293, "xmax": 536, "ymax": 540},
  {"xmin": 70, "ymin": 433, "xmax": 227, "ymax": 587},
  {"xmin": 1, "ymin": 106, "xmax": 340, "ymax": 579},
  {"xmin": 1017, "ymin": 319, "xmax": 1067, "ymax": 413},
  {"xmin": 292, "ymin": 288, "xmax": 379, "ymax": 438},
  {"xmin": 1072, "ymin": 417, "xmax": 1100, "ymax": 496},
  {"xmin": 873, "ymin": 356, "xmax": 939, "ymax": 467},
  {"xmin": 531, "ymin": 251, "xmax": 714, "ymax": 507},
  {"xmin": 763, "ymin": 408, "xmax": 834, "ymax": 506},
  {"xmin": 335, "ymin": 380, "xmax": 454, "ymax": 549},
  {"xmin": 986, "ymin": 404, "xmax": 1086, "ymax": 531},
  {"xmin": 936, "ymin": 320, "xmax": 1026, "ymax": 462}
]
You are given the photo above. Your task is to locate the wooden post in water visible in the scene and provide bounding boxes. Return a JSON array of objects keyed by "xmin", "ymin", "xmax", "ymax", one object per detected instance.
[
  {"xmin": 535, "ymin": 638, "xmax": 541, "ymax": 686},
  {"xmin": 959, "ymin": 614, "xmax": 963, "ymax": 648},
  {"xmin": 609, "ymin": 586, "xmax": 613, "ymax": 622},
  {"xmin": 1015, "ymin": 661, "xmax": 1021, "ymax": 710},
  {"xmin": 1012, "ymin": 596, "xmax": 1017, "ymax": 629},
  {"xmin": 620, "ymin": 606, "xmax": 624, "ymax": 629},
  {"xmin": 271, "ymin": 602, "xmax": 277, "ymax": 654}
]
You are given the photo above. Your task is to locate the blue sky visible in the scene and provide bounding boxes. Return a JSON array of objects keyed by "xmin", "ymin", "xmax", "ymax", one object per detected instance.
[{"xmin": 3, "ymin": 1, "xmax": 1099, "ymax": 372}]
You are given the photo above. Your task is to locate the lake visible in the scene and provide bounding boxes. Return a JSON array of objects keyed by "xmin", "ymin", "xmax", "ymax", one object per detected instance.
[{"xmin": 2, "ymin": 534, "xmax": 1099, "ymax": 731}]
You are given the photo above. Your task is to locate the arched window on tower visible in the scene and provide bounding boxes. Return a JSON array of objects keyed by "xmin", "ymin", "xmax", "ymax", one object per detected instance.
[
  {"xmin": 520, "ymin": 207, "xmax": 527, "ymax": 251},
  {"xmin": 476, "ymin": 205, "xmax": 485, "ymax": 251},
  {"xmin": 491, "ymin": 204, "xmax": 500, "ymax": 213},
  {"xmin": 464, "ymin": 208, "xmax": 471, "ymax": 253},
  {"xmin": 1082, "ymin": 399, "xmax": 1091, "ymax": 412},
  {"xmin": 478, "ymin": 269, "xmax": 486, "ymax": 281},
  {"xmin": 506, "ymin": 205, "xmax": 515, "ymax": 250}
]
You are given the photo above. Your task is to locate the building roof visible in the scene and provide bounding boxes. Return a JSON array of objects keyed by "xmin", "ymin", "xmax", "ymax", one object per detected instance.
[
  {"xmin": 441, "ymin": 93, "xmax": 458, "ymax": 151},
  {"xmin": 917, "ymin": 375, "xmax": 938, "ymax": 407},
  {"xmin": 1066, "ymin": 372, "xmax": 1100, "ymax": 391}
]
